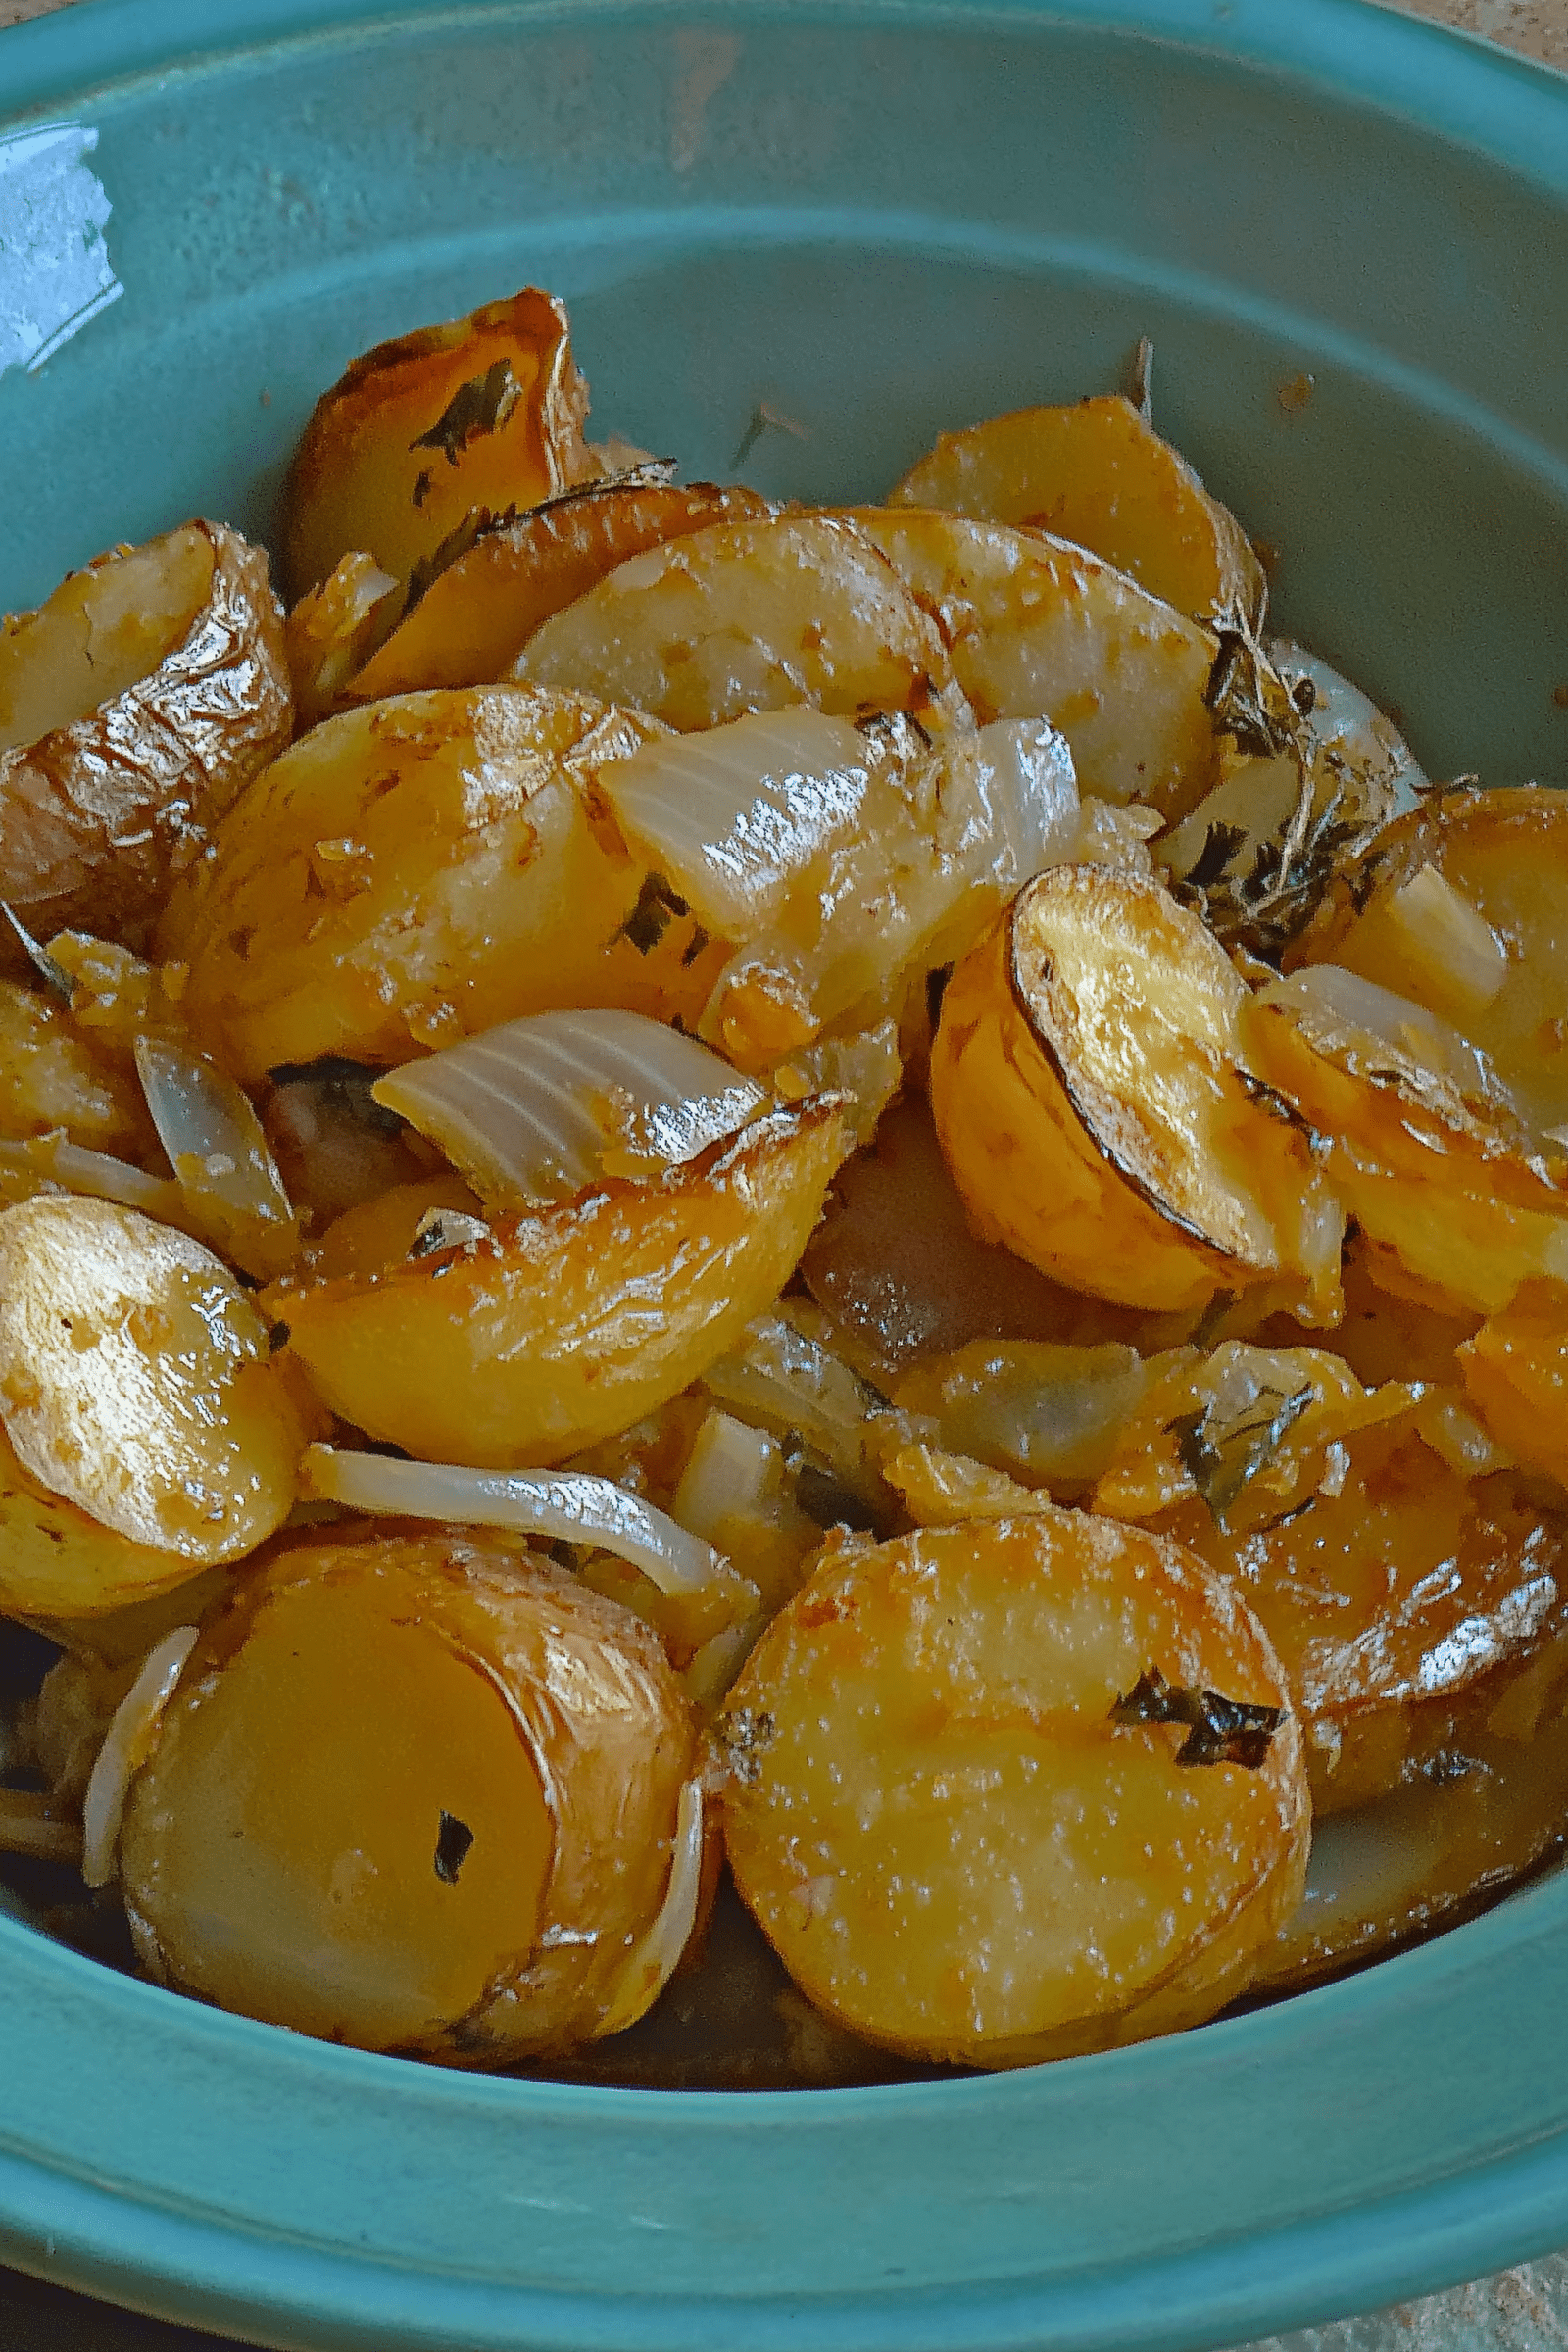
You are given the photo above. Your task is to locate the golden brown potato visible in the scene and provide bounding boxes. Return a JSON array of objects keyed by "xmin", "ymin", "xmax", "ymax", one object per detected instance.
[
  {"xmin": 267, "ymin": 1098, "xmax": 851, "ymax": 1467},
  {"xmin": 851, "ymin": 509, "xmax": 1223, "ymax": 820},
  {"xmin": 160, "ymin": 685, "xmax": 728, "ymax": 1084},
  {"xmin": 0, "ymin": 1419, "xmax": 226, "ymax": 1620},
  {"xmin": 1459, "ymin": 1280, "xmax": 1568, "ymax": 1481},
  {"xmin": 347, "ymin": 477, "xmax": 774, "ymax": 702},
  {"xmin": 119, "ymin": 1532, "xmax": 702, "ymax": 2061},
  {"xmin": 1247, "ymin": 964, "xmax": 1568, "ymax": 1315},
  {"xmin": 0, "ymin": 522, "xmax": 291, "ymax": 951},
  {"xmin": 887, "ymin": 393, "xmax": 1266, "ymax": 629},
  {"xmin": 514, "ymin": 514, "xmax": 958, "ymax": 732},
  {"xmin": 0, "ymin": 978, "xmax": 154, "ymax": 1161},
  {"xmin": 1287, "ymin": 786, "xmax": 1568, "ymax": 1135},
  {"xmin": 0, "ymin": 1196, "xmax": 314, "ymax": 1565},
  {"xmin": 1090, "ymin": 1339, "xmax": 1566, "ymax": 1812},
  {"xmin": 280, "ymin": 288, "xmax": 594, "ymax": 600},
  {"xmin": 929, "ymin": 867, "xmax": 1343, "ymax": 1319},
  {"xmin": 283, "ymin": 551, "xmax": 401, "ymax": 729},
  {"xmin": 719, "ymin": 1508, "xmax": 1308, "ymax": 2067}
]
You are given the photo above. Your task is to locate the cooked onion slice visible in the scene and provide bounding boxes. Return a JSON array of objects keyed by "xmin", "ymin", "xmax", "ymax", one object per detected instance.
[
  {"xmin": 371, "ymin": 1009, "xmax": 765, "ymax": 1207},
  {"xmin": 0, "ymin": 1133, "xmax": 182, "ymax": 1222},
  {"xmin": 135, "ymin": 1033, "xmax": 299, "ymax": 1280},
  {"xmin": 302, "ymin": 1443, "xmax": 724, "ymax": 1594},
  {"xmin": 80, "ymin": 1623, "xmax": 198, "ymax": 1887},
  {"xmin": 594, "ymin": 1777, "xmax": 707, "ymax": 2037},
  {"xmin": 971, "ymin": 717, "xmax": 1080, "ymax": 878}
]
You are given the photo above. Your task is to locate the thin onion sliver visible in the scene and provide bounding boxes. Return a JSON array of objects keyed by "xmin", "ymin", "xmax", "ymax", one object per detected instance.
[
  {"xmin": 80, "ymin": 1624, "xmax": 199, "ymax": 1888},
  {"xmin": 594, "ymin": 1778, "xmax": 706, "ymax": 2038}
]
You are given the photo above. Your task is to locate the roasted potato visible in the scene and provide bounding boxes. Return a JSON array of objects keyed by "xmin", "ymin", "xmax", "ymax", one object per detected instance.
[
  {"xmin": 0, "ymin": 978, "xmax": 154, "ymax": 1162},
  {"xmin": 719, "ymin": 1508, "xmax": 1308, "ymax": 2066},
  {"xmin": 119, "ymin": 1533, "xmax": 702, "ymax": 2060},
  {"xmin": 1459, "ymin": 1280, "xmax": 1568, "ymax": 1481},
  {"xmin": 929, "ymin": 867, "xmax": 1343, "ymax": 1319},
  {"xmin": 280, "ymin": 288, "xmax": 594, "ymax": 599},
  {"xmin": 283, "ymin": 551, "xmax": 402, "ymax": 729},
  {"xmin": 887, "ymin": 393, "xmax": 1267, "ymax": 630},
  {"xmin": 0, "ymin": 521, "xmax": 291, "ymax": 950}
]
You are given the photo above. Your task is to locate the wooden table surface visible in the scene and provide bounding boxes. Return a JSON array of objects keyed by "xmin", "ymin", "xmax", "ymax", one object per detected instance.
[{"xmin": 2, "ymin": 0, "xmax": 1568, "ymax": 2345}]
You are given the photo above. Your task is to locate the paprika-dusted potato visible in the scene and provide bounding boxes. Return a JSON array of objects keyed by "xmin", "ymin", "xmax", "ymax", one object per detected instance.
[
  {"xmin": 347, "ymin": 476, "xmax": 774, "ymax": 703},
  {"xmin": 161, "ymin": 684, "xmax": 729, "ymax": 1083},
  {"xmin": 119, "ymin": 1533, "xmax": 704, "ymax": 2061},
  {"xmin": 719, "ymin": 1508, "xmax": 1308, "ymax": 2067},
  {"xmin": 0, "ymin": 1196, "xmax": 314, "ymax": 1566},
  {"xmin": 268, "ymin": 1097, "xmax": 852, "ymax": 1467},
  {"xmin": 1287, "ymin": 786, "xmax": 1568, "ymax": 1135},
  {"xmin": 1459, "ymin": 1280, "xmax": 1568, "ymax": 1481},
  {"xmin": 0, "ymin": 978, "xmax": 155, "ymax": 1161},
  {"xmin": 0, "ymin": 522, "xmax": 291, "ymax": 951},
  {"xmin": 852, "ymin": 509, "xmax": 1223, "ymax": 819},
  {"xmin": 514, "ymin": 514, "xmax": 959, "ymax": 731},
  {"xmin": 280, "ymin": 288, "xmax": 594, "ymax": 600},
  {"xmin": 1090, "ymin": 1340, "xmax": 1568, "ymax": 1811},
  {"xmin": 1247, "ymin": 964, "xmax": 1568, "ymax": 1315},
  {"xmin": 887, "ymin": 393, "xmax": 1267, "ymax": 630},
  {"xmin": 283, "ymin": 551, "xmax": 402, "ymax": 730},
  {"xmin": 929, "ymin": 867, "xmax": 1343, "ymax": 1319}
]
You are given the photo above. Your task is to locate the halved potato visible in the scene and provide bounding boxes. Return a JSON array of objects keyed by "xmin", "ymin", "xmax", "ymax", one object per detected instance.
[
  {"xmin": 160, "ymin": 684, "xmax": 728, "ymax": 1083},
  {"xmin": 347, "ymin": 477, "xmax": 773, "ymax": 702},
  {"xmin": 929, "ymin": 867, "xmax": 1343, "ymax": 1318},
  {"xmin": 1247, "ymin": 964, "xmax": 1568, "ymax": 1315},
  {"xmin": 0, "ymin": 521, "xmax": 291, "ymax": 950},
  {"xmin": 514, "ymin": 514, "xmax": 958, "ymax": 731},
  {"xmin": 851, "ymin": 509, "xmax": 1222, "ymax": 820},
  {"xmin": 719, "ymin": 1508, "xmax": 1308, "ymax": 2067},
  {"xmin": 120, "ymin": 1532, "xmax": 702, "ymax": 2061},
  {"xmin": 0, "ymin": 1196, "xmax": 315, "ymax": 1565},
  {"xmin": 1287, "ymin": 786, "xmax": 1568, "ymax": 1136},
  {"xmin": 280, "ymin": 288, "xmax": 594, "ymax": 599},
  {"xmin": 267, "ymin": 1098, "xmax": 852, "ymax": 1467},
  {"xmin": 886, "ymin": 393, "xmax": 1266, "ymax": 629}
]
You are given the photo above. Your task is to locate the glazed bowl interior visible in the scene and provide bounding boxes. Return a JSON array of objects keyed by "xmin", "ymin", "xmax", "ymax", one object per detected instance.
[{"xmin": 1, "ymin": 3, "xmax": 1568, "ymax": 2349}]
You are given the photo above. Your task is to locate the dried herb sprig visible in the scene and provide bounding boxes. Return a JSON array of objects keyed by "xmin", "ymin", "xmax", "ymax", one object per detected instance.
[{"xmin": 1110, "ymin": 1665, "xmax": 1283, "ymax": 1767}]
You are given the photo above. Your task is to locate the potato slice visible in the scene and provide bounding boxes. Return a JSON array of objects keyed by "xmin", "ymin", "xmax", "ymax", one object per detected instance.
[
  {"xmin": 1459, "ymin": 1280, "xmax": 1568, "ymax": 1480},
  {"xmin": 1247, "ymin": 964, "xmax": 1568, "ymax": 1315},
  {"xmin": 0, "ymin": 521, "xmax": 291, "ymax": 951},
  {"xmin": 0, "ymin": 1196, "xmax": 313, "ymax": 1564},
  {"xmin": 886, "ymin": 394, "xmax": 1266, "ymax": 629},
  {"xmin": 119, "ymin": 1533, "xmax": 701, "ymax": 2060},
  {"xmin": 280, "ymin": 288, "xmax": 594, "ymax": 599},
  {"xmin": 1090, "ymin": 1340, "xmax": 1565, "ymax": 1812},
  {"xmin": 160, "ymin": 684, "xmax": 728, "ymax": 1083},
  {"xmin": 0, "ymin": 1421, "xmax": 226, "ymax": 1620},
  {"xmin": 1287, "ymin": 786, "xmax": 1568, "ymax": 1136},
  {"xmin": 514, "ymin": 514, "xmax": 957, "ymax": 731},
  {"xmin": 719, "ymin": 1508, "xmax": 1308, "ymax": 2067},
  {"xmin": 929, "ymin": 867, "xmax": 1343, "ymax": 1318},
  {"xmin": 851, "ymin": 509, "xmax": 1222, "ymax": 820},
  {"xmin": 268, "ymin": 1098, "xmax": 851, "ymax": 1467},
  {"xmin": 347, "ymin": 477, "xmax": 773, "ymax": 702},
  {"xmin": 283, "ymin": 552, "xmax": 402, "ymax": 730}
]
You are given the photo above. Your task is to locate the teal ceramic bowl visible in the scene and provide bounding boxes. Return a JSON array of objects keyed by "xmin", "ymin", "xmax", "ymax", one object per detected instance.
[{"xmin": 1, "ymin": 3, "xmax": 1567, "ymax": 2347}]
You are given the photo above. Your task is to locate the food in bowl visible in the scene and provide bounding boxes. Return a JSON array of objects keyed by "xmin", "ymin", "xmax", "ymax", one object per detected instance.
[{"xmin": 2, "ymin": 284, "xmax": 1566, "ymax": 2081}]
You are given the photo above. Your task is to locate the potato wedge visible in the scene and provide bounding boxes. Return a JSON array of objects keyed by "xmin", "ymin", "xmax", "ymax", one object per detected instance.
[
  {"xmin": 268, "ymin": 1098, "xmax": 851, "ymax": 1467},
  {"xmin": 347, "ymin": 478, "xmax": 773, "ymax": 702},
  {"xmin": 0, "ymin": 1196, "xmax": 314, "ymax": 1564},
  {"xmin": 887, "ymin": 394, "xmax": 1266, "ymax": 630},
  {"xmin": 0, "ymin": 521, "xmax": 291, "ymax": 951},
  {"xmin": 280, "ymin": 288, "xmax": 593, "ymax": 600},
  {"xmin": 1091, "ymin": 1341, "xmax": 1565, "ymax": 1811},
  {"xmin": 283, "ymin": 551, "xmax": 402, "ymax": 730},
  {"xmin": 514, "ymin": 514, "xmax": 957, "ymax": 731},
  {"xmin": 851, "ymin": 510, "xmax": 1222, "ymax": 820},
  {"xmin": 929, "ymin": 867, "xmax": 1343, "ymax": 1318},
  {"xmin": 719, "ymin": 1508, "xmax": 1307, "ymax": 2067},
  {"xmin": 120, "ymin": 1533, "xmax": 701, "ymax": 2060},
  {"xmin": 161, "ymin": 684, "xmax": 729, "ymax": 1083},
  {"xmin": 1287, "ymin": 786, "xmax": 1568, "ymax": 1136},
  {"xmin": 1247, "ymin": 964, "xmax": 1568, "ymax": 1315}
]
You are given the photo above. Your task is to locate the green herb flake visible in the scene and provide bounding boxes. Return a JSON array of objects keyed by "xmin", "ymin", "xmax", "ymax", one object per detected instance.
[
  {"xmin": 434, "ymin": 1809, "xmax": 474, "ymax": 1884},
  {"xmin": 1170, "ymin": 1382, "xmax": 1314, "ymax": 1523},
  {"xmin": 617, "ymin": 872, "xmax": 690, "ymax": 955},
  {"xmin": 1110, "ymin": 1665, "xmax": 1283, "ymax": 1767},
  {"xmin": 410, "ymin": 359, "xmax": 522, "ymax": 467}
]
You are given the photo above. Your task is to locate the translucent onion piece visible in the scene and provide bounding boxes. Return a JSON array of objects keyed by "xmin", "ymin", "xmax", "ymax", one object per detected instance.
[
  {"xmin": 601, "ymin": 709, "xmax": 872, "ymax": 935},
  {"xmin": 0, "ymin": 1133, "xmax": 183, "ymax": 1222},
  {"xmin": 1270, "ymin": 640, "xmax": 1427, "ymax": 807},
  {"xmin": 971, "ymin": 718, "xmax": 1080, "ymax": 882},
  {"xmin": 593, "ymin": 1777, "xmax": 707, "ymax": 2037},
  {"xmin": 372, "ymin": 1008, "xmax": 765, "ymax": 1208},
  {"xmin": 302, "ymin": 1444, "xmax": 724, "ymax": 1594},
  {"xmin": 134, "ymin": 1034, "xmax": 298, "ymax": 1281},
  {"xmin": 1255, "ymin": 965, "xmax": 1514, "ymax": 1117},
  {"xmin": 80, "ymin": 1623, "xmax": 198, "ymax": 1887}
]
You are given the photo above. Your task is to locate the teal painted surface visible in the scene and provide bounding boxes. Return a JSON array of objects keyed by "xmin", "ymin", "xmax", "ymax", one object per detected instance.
[{"xmin": 0, "ymin": 4, "xmax": 1565, "ymax": 2348}]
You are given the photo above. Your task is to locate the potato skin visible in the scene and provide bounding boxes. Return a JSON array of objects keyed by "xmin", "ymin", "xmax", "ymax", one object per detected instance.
[
  {"xmin": 0, "ymin": 522, "xmax": 291, "ymax": 953},
  {"xmin": 268, "ymin": 1099, "xmax": 852, "ymax": 1467}
]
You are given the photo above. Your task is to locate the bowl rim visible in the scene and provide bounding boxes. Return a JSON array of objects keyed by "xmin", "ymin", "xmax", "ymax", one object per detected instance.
[{"xmin": 3, "ymin": 4, "xmax": 1568, "ymax": 2349}]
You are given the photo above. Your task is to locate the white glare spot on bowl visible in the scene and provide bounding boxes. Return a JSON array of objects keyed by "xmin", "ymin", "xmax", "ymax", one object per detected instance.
[{"xmin": 0, "ymin": 121, "xmax": 122, "ymax": 380}]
